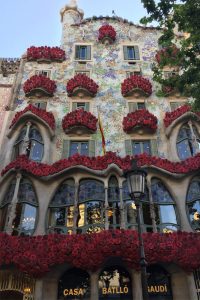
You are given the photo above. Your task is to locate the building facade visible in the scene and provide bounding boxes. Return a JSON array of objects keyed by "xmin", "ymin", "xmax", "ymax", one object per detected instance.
[{"xmin": 0, "ymin": 1, "xmax": 200, "ymax": 300}]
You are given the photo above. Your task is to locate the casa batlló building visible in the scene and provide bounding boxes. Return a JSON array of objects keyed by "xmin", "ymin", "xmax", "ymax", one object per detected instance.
[{"xmin": 1, "ymin": 1, "xmax": 200, "ymax": 300}]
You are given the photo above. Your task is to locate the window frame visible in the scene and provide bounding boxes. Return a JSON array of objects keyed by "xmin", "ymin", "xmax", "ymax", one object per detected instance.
[
  {"xmin": 35, "ymin": 69, "xmax": 51, "ymax": 78},
  {"xmin": 123, "ymin": 45, "xmax": 140, "ymax": 62},
  {"xmin": 75, "ymin": 44, "xmax": 92, "ymax": 61}
]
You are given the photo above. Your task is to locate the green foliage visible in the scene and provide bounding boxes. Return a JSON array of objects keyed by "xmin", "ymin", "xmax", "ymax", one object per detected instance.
[{"xmin": 140, "ymin": 0, "xmax": 200, "ymax": 105}]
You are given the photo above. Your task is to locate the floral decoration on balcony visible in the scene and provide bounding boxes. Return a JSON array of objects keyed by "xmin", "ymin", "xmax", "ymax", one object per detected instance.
[
  {"xmin": 98, "ymin": 24, "xmax": 116, "ymax": 44},
  {"xmin": 123, "ymin": 109, "xmax": 157, "ymax": 133},
  {"xmin": 9, "ymin": 104, "xmax": 55, "ymax": 130},
  {"xmin": 0, "ymin": 231, "xmax": 200, "ymax": 277},
  {"xmin": 27, "ymin": 46, "xmax": 65, "ymax": 62},
  {"xmin": 3, "ymin": 151, "xmax": 200, "ymax": 177},
  {"xmin": 121, "ymin": 75, "xmax": 152, "ymax": 97},
  {"xmin": 62, "ymin": 109, "xmax": 98, "ymax": 134},
  {"xmin": 164, "ymin": 105, "xmax": 200, "ymax": 128},
  {"xmin": 23, "ymin": 75, "xmax": 56, "ymax": 97},
  {"xmin": 66, "ymin": 74, "xmax": 99, "ymax": 97},
  {"xmin": 155, "ymin": 45, "xmax": 181, "ymax": 67}
]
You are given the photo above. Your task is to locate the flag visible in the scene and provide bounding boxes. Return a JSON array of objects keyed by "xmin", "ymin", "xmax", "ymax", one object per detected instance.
[{"xmin": 98, "ymin": 111, "xmax": 106, "ymax": 155}]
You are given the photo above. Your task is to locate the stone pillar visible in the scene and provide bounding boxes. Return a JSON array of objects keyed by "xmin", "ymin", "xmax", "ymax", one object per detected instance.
[
  {"xmin": 34, "ymin": 279, "xmax": 43, "ymax": 300},
  {"xmin": 89, "ymin": 271, "xmax": 99, "ymax": 300},
  {"xmin": 73, "ymin": 182, "xmax": 79, "ymax": 233},
  {"xmin": 22, "ymin": 121, "xmax": 32, "ymax": 155},
  {"xmin": 6, "ymin": 172, "xmax": 22, "ymax": 235},
  {"xmin": 42, "ymin": 278, "xmax": 58, "ymax": 300},
  {"xmin": 104, "ymin": 187, "xmax": 109, "ymax": 230},
  {"xmin": 146, "ymin": 177, "xmax": 157, "ymax": 232},
  {"xmin": 186, "ymin": 272, "xmax": 198, "ymax": 300},
  {"xmin": 119, "ymin": 186, "xmax": 125, "ymax": 229},
  {"xmin": 130, "ymin": 270, "xmax": 143, "ymax": 300}
]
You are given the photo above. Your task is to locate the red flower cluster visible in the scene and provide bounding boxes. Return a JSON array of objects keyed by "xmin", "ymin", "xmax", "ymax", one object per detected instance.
[
  {"xmin": 155, "ymin": 45, "xmax": 180, "ymax": 66},
  {"xmin": 0, "ymin": 231, "xmax": 200, "ymax": 277},
  {"xmin": 123, "ymin": 109, "xmax": 157, "ymax": 133},
  {"xmin": 66, "ymin": 74, "xmax": 99, "ymax": 97},
  {"xmin": 98, "ymin": 24, "xmax": 116, "ymax": 42},
  {"xmin": 23, "ymin": 75, "xmax": 56, "ymax": 96},
  {"xmin": 27, "ymin": 46, "xmax": 65, "ymax": 61},
  {"xmin": 121, "ymin": 75, "xmax": 152, "ymax": 96},
  {"xmin": 164, "ymin": 105, "xmax": 193, "ymax": 128},
  {"xmin": 162, "ymin": 85, "xmax": 175, "ymax": 95},
  {"xmin": 62, "ymin": 109, "xmax": 98, "ymax": 132},
  {"xmin": 9, "ymin": 104, "xmax": 55, "ymax": 130},
  {"xmin": 3, "ymin": 151, "xmax": 200, "ymax": 177}
]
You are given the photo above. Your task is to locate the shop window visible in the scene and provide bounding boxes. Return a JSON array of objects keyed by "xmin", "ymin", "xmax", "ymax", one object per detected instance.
[
  {"xmin": 128, "ymin": 102, "xmax": 145, "ymax": 112},
  {"xmin": 48, "ymin": 179, "xmax": 75, "ymax": 234},
  {"xmin": 123, "ymin": 45, "xmax": 140, "ymax": 61},
  {"xmin": 75, "ymin": 45, "xmax": 91, "ymax": 60},
  {"xmin": 13, "ymin": 126, "xmax": 44, "ymax": 162},
  {"xmin": 151, "ymin": 178, "xmax": 179, "ymax": 232},
  {"xmin": 35, "ymin": 69, "xmax": 51, "ymax": 77},
  {"xmin": 99, "ymin": 266, "xmax": 132, "ymax": 300},
  {"xmin": 62, "ymin": 140, "xmax": 95, "ymax": 158},
  {"xmin": 0, "ymin": 178, "xmax": 38, "ymax": 236},
  {"xmin": 125, "ymin": 139, "xmax": 158, "ymax": 157},
  {"xmin": 58, "ymin": 268, "xmax": 90, "ymax": 300},
  {"xmin": 78, "ymin": 179, "xmax": 105, "ymax": 233},
  {"xmin": 186, "ymin": 179, "xmax": 200, "ymax": 231},
  {"xmin": 176, "ymin": 124, "xmax": 200, "ymax": 160},
  {"xmin": 147, "ymin": 265, "xmax": 172, "ymax": 299},
  {"xmin": 72, "ymin": 102, "xmax": 90, "ymax": 112},
  {"xmin": 108, "ymin": 176, "xmax": 120, "ymax": 229}
]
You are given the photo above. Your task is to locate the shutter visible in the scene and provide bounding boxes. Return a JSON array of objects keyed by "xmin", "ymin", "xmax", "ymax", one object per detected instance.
[
  {"xmin": 123, "ymin": 46, "xmax": 128, "ymax": 60},
  {"xmin": 125, "ymin": 140, "xmax": 132, "ymax": 156},
  {"xmin": 89, "ymin": 140, "xmax": 95, "ymax": 157},
  {"xmin": 86, "ymin": 46, "xmax": 91, "ymax": 60},
  {"xmin": 72, "ymin": 102, "xmax": 77, "ymax": 111},
  {"xmin": 62, "ymin": 140, "xmax": 70, "ymax": 159},
  {"xmin": 75, "ymin": 45, "xmax": 80, "ymax": 59},
  {"xmin": 150, "ymin": 139, "xmax": 158, "ymax": 156},
  {"xmin": 134, "ymin": 46, "xmax": 140, "ymax": 60},
  {"xmin": 128, "ymin": 102, "xmax": 138, "ymax": 113},
  {"xmin": 85, "ymin": 102, "xmax": 90, "ymax": 112}
]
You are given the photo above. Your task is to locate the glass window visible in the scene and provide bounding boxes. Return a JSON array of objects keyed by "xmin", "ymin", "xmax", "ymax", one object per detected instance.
[
  {"xmin": 108, "ymin": 177, "xmax": 120, "ymax": 229},
  {"xmin": 177, "ymin": 124, "xmax": 200, "ymax": 160},
  {"xmin": 35, "ymin": 70, "xmax": 51, "ymax": 77},
  {"xmin": 75, "ymin": 45, "xmax": 91, "ymax": 60},
  {"xmin": 186, "ymin": 180, "xmax": 200, "ymax": 231},
  {"xmin": 132, "ymin": 140, "xmax": 151, "ymax": 155},
  {"xmin": 151, "ymin": 178, "xmax": 178, "ymax": 232},
  {"xmin": 72, "ymin": 102, "xmax": 90, "ymax": 112},
  {"xmin": 124, "ymin": 45, "xmax": 140, "ymax": 60},
  {"xmin": 70, "ymin": 141, "xmax": 89, "ymax": 157}
]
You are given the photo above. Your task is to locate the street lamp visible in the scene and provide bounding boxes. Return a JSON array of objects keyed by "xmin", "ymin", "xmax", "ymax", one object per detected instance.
[{"xmin": 124, "ymin": 159, "xmax": 149, "ymax": 300}]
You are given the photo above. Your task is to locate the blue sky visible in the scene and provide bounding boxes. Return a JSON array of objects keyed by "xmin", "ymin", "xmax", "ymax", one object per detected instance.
[{"xmin": 0, "ymin": 0, "xmax": 147, "ymax": 58}]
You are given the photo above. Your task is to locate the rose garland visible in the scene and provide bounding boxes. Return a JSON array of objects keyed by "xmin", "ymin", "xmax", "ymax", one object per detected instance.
[
  {"xmin": 164, "ymin": 105, "xmax": 200, "ymax": 128},
  {"xmin": 62, "ymin": 109, "xmax": 98, "ymax": 132},
  {"xmin": 9, "ymin": 104, "xmax": 55, "ymax": 130},
  {"xmin": 123, "ymin": 109, "xmax": 157, "ymax": 133},
  {"xmin": 27, "ymin": 46, "xmax": 65, "ymax": 61},
  {"xmin": 66, "ymin": 74, "xmax": 99, "ymax": 97},
  {"xmin": 0, "ymin": 231, "xmax": 200, "ymax": 277},
  {"xmin": 155, "ymin": 45, "xmax": 181, "ymax": 67},
  {"xmin": 23, "ymin": 75, "xmax": 57, "ymax": 96},
  {"xmin": 3, "ymin": 151, "xmax": 200, "ymax": 177},
  {"xmin": 98, "ymin": 24, "xmax": 116, "ymax": 42},
  {"xmin": 121, "ymin": 75, "xmax": 152, "ymax": 96}
]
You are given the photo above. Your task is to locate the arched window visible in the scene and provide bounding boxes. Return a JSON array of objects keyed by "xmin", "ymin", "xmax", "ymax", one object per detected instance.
[
  {"xmin": 13, "ymin": 125, "xmax": 44, "ymax": 162},
  {"xmin": 78, "ymin": 179, "xmax": 105, "ymax": 233},
  {"xmin": 186, "ymin": 179, "xmax": 200, "ymax": 231},
  {"xmin": 151, "ymin": 178, "xmax": 178, "ymax": 232},
  {"xmin": 176, "ymin": 123, "xmax": 200, "ymax": 160},
  {"xmin": 0, "ymin": 178, "xmax": 38, "ymax": 236},
  {"xmin": 58, "ymin": 268, "xmax": 90, "ymax": 300},
  {"xmin": 99, "ymin": 266, "xmax": 132, "ymax": 300},
  {"xmin": 48, "ymin": 179, "xmax": 75, "ymax": 234},
  {"xmin": 108, "ymin": 176, "xmax": 120, "ymax": 229}
]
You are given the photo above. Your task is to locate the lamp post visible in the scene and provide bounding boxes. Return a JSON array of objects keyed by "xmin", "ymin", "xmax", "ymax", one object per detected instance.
[{"xmin": 124, "ymin": 159, "xmax": 149, "ymax": 300}]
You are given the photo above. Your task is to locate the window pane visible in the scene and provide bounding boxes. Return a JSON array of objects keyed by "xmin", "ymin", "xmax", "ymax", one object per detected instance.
[
  {"xmin": 127, "ymin": 47, "xmax": 135, "ymax": 59},
  {"xmin": 30, "ymin": 141, "xmax": 43, "ymax": 162},
  {"xmin": 132, "ymin": 142, "xmax": 141, "ymax": 155},
  {"xmin": 21, "ymin": 204, "xmax": 36, "ymax": 231},
  {"xmin": 159, "ymin": 205, "xmax": 177, "ymax": 224},
  {"xmin": 79, "ymin": 180, "xmax": 105, "ymax": 202},
  {"xmin": 86, "ymin": 201, "xmax": 102, "ymax": 224},
  {"xmin": 187, "ymin": 181, "xmax": 200, "ymax": 202},
  {"xmin": 177, "ymin": 140, "xmax": 192, "ymax": 160},
  {"xmin": 29, "ymin": 128, "xmax": 43, "ymax": 142},
  {"xmin": 80, "ymin": 142, "xmax": 89, "ymax": 156},
  {"xmin": 80, "ymin": 46, "xmax": 87, "ymax": 59},
  {"xmin": 188, "ymin": 201, "xmax": 200, "ymax": 231},
  {"xmin": 51, "ymin": 181, "xmax": 75, "ymax": 206},
  {"xmin": 0, "ymin": 205, "xmax": 9, "ymax": 231},
  {"xmin": 127, "ymin": 201, "xmax": 137, "ymax": 224},
  {"xmin": 18, "ymin": 180, "xmax": 37, "ymax": 204},
  {"xmin": 143, "ymin": 141, "xmax": 151, "ymax": 155},
  {"xmin": 151, "ymin": 181, "xmax": 174, "ymax": 203},
  {"xmin": 70, "ymin": 142, "xmax": 79, "ymax": 156},
  {"xmin": 49, "ymin": 207, "xmax": 66, "ymax": 227},
  {"xmin": 137, "ymin": 102, "xmax": 145, "ymax": 110}
]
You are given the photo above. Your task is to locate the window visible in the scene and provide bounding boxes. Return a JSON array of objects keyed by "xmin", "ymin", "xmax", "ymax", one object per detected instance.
[
  {"xmin": 126, "ymin": 70, "xmax": 141, "ymax": 77},
  {"xmin": 151, "ymin": 178, "xmax": 178, "ymax": 232},
  {"xmin": 75, "ymin": 70, "xmax": 90, "ymax": 76},
  {"xmin": 164, "ymin": 70, "xmax": 178, "ymax": 79},
  {"xmin": 123, "ymin": 45, "xmax": 140, "ymax": 61},
  {"xmin": 72, "ymin": 102, "xmax": 90, "ymax": 112},
  {"xmin": 62, "ymin": 140, "xmax": 95, "ymax": 158},
  {"xmin": 128, "ymin": 102, "xmax": 145, "ymax": 112},
  {"xmin": 0, "ymin": 178, "xmax": 38, "ymax": 236},
  {"xmin": 13, "ymin": 126, "xmax": 44, "ymax": 162},
  {"xmin": 186, "ymin": 179, "xmax": 200, "ymax": 232},
  {"xmin": 75, "ymin": 45, "xmax": 91, "ymax": 60},
  {"xmin": 108, "ymin": 176, "xmax": 120, "ymax": 229},
  {"xmin": 48, "ymin": 179, "xmax": 75, "ymax": 234},
  {"xmin": 35, "ymin": 70, "xmax": 51, "ymax": 77},
  {"xmin": 170, "ymin": 101, "xmax": 186, "ymax": 111},
  {"xmin": 176, "ymin": 124, "xmax": 200, "ymax": 160},
  {"xmin": 125, "ymin": 139, "xmax": 158, "ymax": 156},
  {"xmin": 33, "ymin": 102, "xmax": 47, "ymax": 110}
]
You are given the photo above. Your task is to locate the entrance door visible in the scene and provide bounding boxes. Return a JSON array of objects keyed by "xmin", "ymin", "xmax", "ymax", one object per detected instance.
[{"xmin": 0, "ymin": 291, "xmax": 23, "ymax": 300}]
